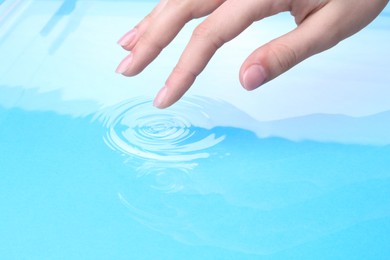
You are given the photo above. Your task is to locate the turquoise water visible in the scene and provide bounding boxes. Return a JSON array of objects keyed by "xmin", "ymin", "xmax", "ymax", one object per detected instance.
[{"xmin": 1, "ymin": 1, "xmax": 390, "ymax": 259}]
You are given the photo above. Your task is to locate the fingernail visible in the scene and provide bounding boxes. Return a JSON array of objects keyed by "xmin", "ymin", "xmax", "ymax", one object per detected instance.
[
  {"xmin": 116, "ymin": 54, "xmax": 133, "ymax": 74},
  {"xmin": 153, "ymin": 86, "xmax": 168, "ymax": 108},
  {"xmin": 243, "ymin": 65, "xmax": 266, "ymax": 90},
  {"xmin": 117, "ymin": 28, "xmax": 137, "ymax": 46}
]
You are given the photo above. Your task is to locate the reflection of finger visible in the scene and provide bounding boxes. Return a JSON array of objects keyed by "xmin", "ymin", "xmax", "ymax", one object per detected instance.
[
  {"xmin": 117, "ymin": 0, "xmax": 226, "ymax": 76},
  {"xmin": 239, "ymin": 0, "xmax": 388, "ymax": 90},
  {"xmin": 154, "ymin": 0, "xmax": 290, "ymax": 108}
]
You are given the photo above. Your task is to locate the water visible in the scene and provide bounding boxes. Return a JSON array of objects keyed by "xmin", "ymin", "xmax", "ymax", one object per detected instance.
[
  {"xmin": 2, "ymin": 98, "xmax": 390, "ymax": 259},
  {"xmin": 104, "ymin": 98, "xmax": 390, "ymax": 256},
  {"xmin": 1, "ymin": 1, "xmax": 390, "ymax": 259}
]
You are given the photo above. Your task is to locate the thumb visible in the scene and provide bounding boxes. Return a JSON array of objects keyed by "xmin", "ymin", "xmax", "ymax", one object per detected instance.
[
  {"xmin": 239, "ymin": 27, "xmax": 330, "ymax": 91},
  {"xmin": 239, "ymin": 1, "xmax": 375, "ymax": 91}
]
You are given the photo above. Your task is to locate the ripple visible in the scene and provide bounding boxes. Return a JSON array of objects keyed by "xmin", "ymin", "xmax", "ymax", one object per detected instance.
[{"xmin": 100, "ymin": 97, "xmax": 226, "ymax": 164}]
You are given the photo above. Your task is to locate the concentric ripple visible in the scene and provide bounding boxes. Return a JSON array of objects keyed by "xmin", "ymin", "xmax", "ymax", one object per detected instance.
[{"xmin": 100, "ymin": 97, "xmax": 226, "ymax": 163}]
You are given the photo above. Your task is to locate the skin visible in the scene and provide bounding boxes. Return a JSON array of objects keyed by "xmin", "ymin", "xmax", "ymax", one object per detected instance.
[{"xmin": 116, "ymin": 0, "xmax": 389, "ymax": 109}]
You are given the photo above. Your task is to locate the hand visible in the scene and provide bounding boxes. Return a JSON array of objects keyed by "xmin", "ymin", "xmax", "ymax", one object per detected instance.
[{"xmin": 116, "ymin": 0, "xmax": 389, "ymax": 109}]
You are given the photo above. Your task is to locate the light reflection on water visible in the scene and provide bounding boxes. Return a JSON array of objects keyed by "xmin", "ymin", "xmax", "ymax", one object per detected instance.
[
  {"xmin": 101, "ymin": 97, "xmax": 225, "ymax": 162},
  {"xmin": 99, "ymin": 97, "xmax": 226, "ymax": 192},
  {"xmin": 99, "ymin": 97, "xmax": 390, "ymax": 255}
]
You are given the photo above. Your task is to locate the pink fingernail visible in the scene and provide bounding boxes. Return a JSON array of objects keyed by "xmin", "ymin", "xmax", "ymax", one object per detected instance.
[
  {"xmin": 153, "ymin": 86, "xmax": 168, "ymax": 108},
  {"xmin": 117, "ymin": 28, "xmax": 137, "ymax": 46},
  {"xmin": 243, "ymin": 65, "xmax": 266, "ymax": 90},
  {"xmin": 116, "ymin": 54, "xmax": 133, "ymax": 74}
]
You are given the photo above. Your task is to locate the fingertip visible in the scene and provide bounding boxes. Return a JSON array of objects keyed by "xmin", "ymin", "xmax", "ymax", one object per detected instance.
[
  {"xmin": 115, "ymin": 54, "xmax": 133, "ymax": 74},
  {"xmin": 153, "ymin": 86, "xmax": 168, "ymax": 109},
  {"xmin": 241, "ymin": 64, "xmax": 267, "ymax": 91}
]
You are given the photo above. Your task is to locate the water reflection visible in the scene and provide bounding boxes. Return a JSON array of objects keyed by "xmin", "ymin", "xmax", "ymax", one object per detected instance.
[
  {"xmin": 1, "ymin": 97, "xmax": 389, "ymax": 258},
  {"xmin": 102, "ymin": 98, "xmax": 225, "ymax": 162},
  {"xmin": 102, "ymin": 97, "xmax": 390, "ymax": 255},
  {"xmin": 118, "ymin": 129, "xmax": 390, "ymax": 255},
  {"xmin": 40, "ymin": 0, "xmax": 78, "ymax": 37},
  {"xmin": 100, "ymin": 97, "xmax": 226, "ymax": 192}
]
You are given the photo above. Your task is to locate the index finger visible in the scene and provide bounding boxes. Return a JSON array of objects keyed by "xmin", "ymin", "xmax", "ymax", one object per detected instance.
[{"xmin": 153, "ymin": 0, "xmax": 290, "ymax": 108}]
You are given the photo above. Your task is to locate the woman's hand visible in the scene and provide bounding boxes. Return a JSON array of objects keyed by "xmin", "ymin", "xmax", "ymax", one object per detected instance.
[{"xmin": 116, "ymin": 0, "xmax": 389, "ymax": 108}]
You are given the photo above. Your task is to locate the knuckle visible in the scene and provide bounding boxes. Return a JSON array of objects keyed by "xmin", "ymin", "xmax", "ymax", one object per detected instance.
[
  {"xmin": 192, "ymin": 22, "xmax": 224, "ymax": 49},
  {"xmin": 166, "ymin": 0, "xmax": 191, "ymax": 10},
  {"xmin": 139, "ymin": 32, "xmax": 165, "ymax": 53},
  {"xmin": 172, "ymin": 64, "xmax": 197, "ymax": 80},
  {"xmin": 267, "ymin": 42, "xmax": 299, "ymax": 72},
  {"xmin": 193, "ymin": 22, "xmax": 213, "ymax": 39}
]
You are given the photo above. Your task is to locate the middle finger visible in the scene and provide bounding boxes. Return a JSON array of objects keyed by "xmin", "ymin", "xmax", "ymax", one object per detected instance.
[{"xmin": 119, "ymin": 0, "xmax": 226, "ymax": 76}]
